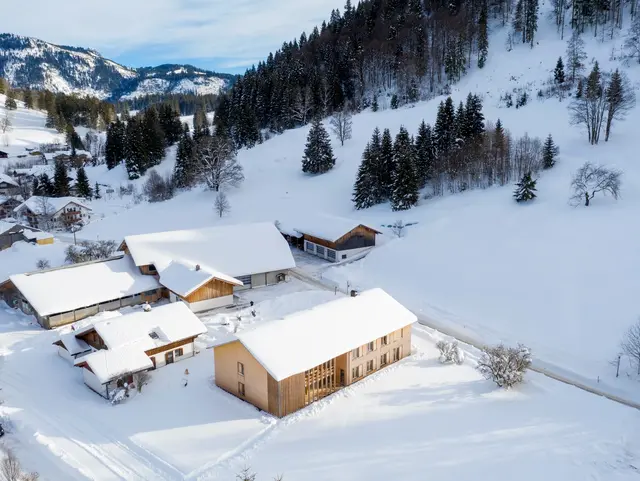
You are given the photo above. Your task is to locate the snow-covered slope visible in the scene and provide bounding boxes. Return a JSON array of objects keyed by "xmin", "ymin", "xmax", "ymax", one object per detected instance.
[
  {"xmin": 0, "ymin": 34, "xmax": 232, "ymax": 99},
  {"xmin": 76, "ymin": 10, "xmax": 640, "ymax": 398}
]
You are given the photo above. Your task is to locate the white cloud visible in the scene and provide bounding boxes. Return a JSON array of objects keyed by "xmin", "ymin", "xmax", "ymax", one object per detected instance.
[{"xmin": 2, "ymin": 0, "xmax": 338, "ymax": 65}]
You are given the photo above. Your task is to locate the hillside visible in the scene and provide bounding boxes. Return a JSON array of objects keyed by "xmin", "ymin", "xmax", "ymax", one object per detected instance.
[
  {"xmin": 0, "ymin": 33, "xmax": 233, "ymax": 100},
  {"xmin": 68, "ymin": 11, "xmax": 640, "ymax": 399}
]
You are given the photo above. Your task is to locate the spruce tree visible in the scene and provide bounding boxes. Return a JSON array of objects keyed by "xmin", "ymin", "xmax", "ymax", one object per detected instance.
[
  {"xmin": 143, "ymin": 107, "xmax": 166, "ymax": 169},
  {"xmin": 94, "ymin": 182, "xmax": 101, "ymax": 199},
  {"xmin": 434, "ymin": 97, "xmax": 456, "ymax": 157},
  {"xmin": 414, "ymin": 120, "xmax": 435, "ymax": 187},
  {"xmin": 353, "ymin": 143, "xmax": 378, "ymax": 209},
  {"xmin": 465, "ymin": 94, "xmax": 485, "ymax": 139},
  {"xmin": 554, "ymin": 57, "xmax": 565, "ymax": 85},
  {"xmin": 38, "ymin": 173, "xmax": 54, "ymax": 196},
  {"xmin": 23, "ymin": 89, "xmax": 34, "ymax": 109},
  {"xmin": 65, "ymin": 124, "xmax": 84, "ymax": 150},
  {"xmin": 478, "ymin": 5, "xmax": 489, "ymax": 68},
  {"xmin": 32, "ymin": 177, "xmax": 41, "ymax": 196},
  {"xmin": 391, "ymin": 126, "xmax": 419, "ymax": 211},
  {"xmin": 302, "ymin": 118, "xmax": 336, "ymax": 174},
  {"xmin": 193, "ymin": 107, "xmax": 210, "ymax": 140},
  {"xmin": 513, "ymin": 172, "xmax": 537, "ymax": 202},
  {"xmin": 379, "ymin": 128, "xmax": 395, "ymax": 199},
  {"xmin": 454, "ymin": 101, "xmax": 467, "ymax": 140},
  {"xmin": 524, "ymin": 0, "xmax": 539, "ymax": 47},
  {"xmin": 372, "ymin": 95, "xmax": 379, "ymax": 112},
  {"xmin": 541, "ymin": 134, "xmax": 559, "ymax": 169},
  {"xmin": 390, "ymin": 94, "xmax": 399, "ymax": 109},
  {"xmin": 75, "ymin": 166, "xmax": 92, "ymax": 198},
  {"xmin": 174, "ymin": 124, "xmax": 197, "ymax": 188},
  {"xmin": 124, "ymin": 116, "xmax": 145, "ymax": 179},
  {"xmin": 158, "ymin": 103, "xmax": 183, "ymax": 145},
  {"xmin": 4, "ymin": 91, "xmax": 17, "ymax": 110},
  {"xmin": 105, "ymin": 119, "xmax": 125, "ymax": 170},
  {"xmin": 53, "ymin": 161, "xmax": 70, "ymax": 197}
]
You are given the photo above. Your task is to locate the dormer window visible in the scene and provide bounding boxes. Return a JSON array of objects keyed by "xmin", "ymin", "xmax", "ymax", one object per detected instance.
[{"xmin": 148, "ymin": 331, "xmax": 159, "ymax": 340}]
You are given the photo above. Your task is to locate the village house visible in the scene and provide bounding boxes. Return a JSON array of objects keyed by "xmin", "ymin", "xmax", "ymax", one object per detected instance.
[
  {"xmin": 0, "ymin": 174, "xmax": 19, "ymax": 196},
  {"xmin": 213, "ymin": 288, "xmax": 416, "ymax": 417},
  {"xmin": 64, "ymin": 303, "xmax": 207, "ymax": 398},
  {"xmin": 120, "ymin": 222, "xmax": 296, "ymax": 312},
  {"xmin": 14, "ymin": 196, "xmax": 92, "ymax": 230},
  {"xmin": 0, "ymin": 255, "xmax": 162, "ymax": 329},
  {"xmin": 280, "ymin": 215, "xmax": 381, "ymax": 263},
  {"xmin": 0, "ymin": 220, "xmax": 47, "ymax": 250},
  {"xmin": 0, "ymin": 196, "xmax": 22, "ymax": 219}
]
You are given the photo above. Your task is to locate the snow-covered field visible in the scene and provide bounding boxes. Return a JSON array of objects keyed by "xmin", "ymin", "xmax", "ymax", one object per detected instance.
[{"xmin": 1, "ymin": 281, "xmax": 639, "ymax": 480}]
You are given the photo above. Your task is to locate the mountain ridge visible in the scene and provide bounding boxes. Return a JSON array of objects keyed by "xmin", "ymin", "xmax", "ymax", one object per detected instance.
[{"xmin": 0, "ymin": 33, "xmax": 235, "ymax": 100}]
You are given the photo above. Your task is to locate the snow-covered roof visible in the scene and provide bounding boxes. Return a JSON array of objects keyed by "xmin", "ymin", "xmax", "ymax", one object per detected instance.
[
  {"xmin": 230, "ymin": 288, "xmax": 416, "ymax": 381},
  {"xmin": 123, "ymin": 222, "xmax": 296, "ymax": 278},
  {"xmin": 10, "ymin": 256, "xmax": 161, "ymax": 316},
  {"xmin": 287, "ymin": 214, "xmax": 381, "ymax": 242},
  {"xmin": 0, "ymin": 221, "xmax": 18, "ymax": 234},
  {"xmin": 79, "ymin": 344, "xmax": 154, "ymax": 385},
  {"xmin": 159, "ymin": 261, "xmax": 242, "ymax": 298},
  {"xmin": 56, "ymin": 332, "xmax": 92, "ymax": 356},
  {"xmin": 15, "ymin": 196, "xmax": 92, "ymax": 216},
  {"xmin": 0, "ymin": 174, "xmax": 18, "ymax": 187},
  {"xmin": 75, "ymin": 303, "xmax": 207, "ymax": 384},
  {"xmin": 0, "ymin": 195, "xmax": 24, "ymax": 205},
  {"xmin": 47, "ymin": 150, "xmax": 92, "ymax": 159}
]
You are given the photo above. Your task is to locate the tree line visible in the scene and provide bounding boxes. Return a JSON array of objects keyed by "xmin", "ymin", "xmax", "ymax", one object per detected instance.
[
  {"xmin": 353, "ymin": 93, "xmax": 556, "ymax": 210},
  {"xmin": 213, "ymin": 0, "xmax": 513, "ymax": 148},
  {"xmin": 114, "ymin": 92, "xmax": 219, "ymax": 117}
]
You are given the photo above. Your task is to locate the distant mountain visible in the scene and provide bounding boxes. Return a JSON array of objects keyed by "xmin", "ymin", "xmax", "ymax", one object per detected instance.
[{"xmin": 0, "ymin": 33, "xmax": 234, "ymax": 100}]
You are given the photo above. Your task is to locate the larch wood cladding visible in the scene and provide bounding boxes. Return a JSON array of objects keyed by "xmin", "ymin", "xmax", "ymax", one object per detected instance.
[
  {"xmin": 185, "ymin": 278, "xmax": 234, "ymax": 303},
  {"xmin": 302, "ymin": 225, "xmax": 378, "ymax": 250},
  {"xmin": 145, "ymin": 336, "xmax": 196, "ymax": 356}
]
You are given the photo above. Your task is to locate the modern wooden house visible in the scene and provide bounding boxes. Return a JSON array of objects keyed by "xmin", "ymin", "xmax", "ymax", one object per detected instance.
[
  {"xmin": 120, "ymin": 222, "xmax": 296, "ymax": 312},
  {"xmin": 213, "ymin": 288, "xmax": 416, "ymax": 417},
  {"xmin": 0, "ymin": 174, "xmax": 19, "ymax": 196},
  {"xmin": 0, "ymin": 196, "xmax": 23, "ymax": 219},
  {"xmin": 14, "ymin": 196, "xmax": 92, "ymax": 230},
  {"xmin": 67, "ymin": 303, "xmax": 207, "ymax": 398},
  {"xmin": 280, "ymin": 215, "xmax": 381, "ymax": 262},
  {"xmin": 0, "ymin": 255, "xmax": 162, "ymax": 328}
]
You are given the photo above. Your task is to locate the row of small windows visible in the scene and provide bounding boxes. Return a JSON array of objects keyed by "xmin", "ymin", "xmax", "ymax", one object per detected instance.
[
  {"xmin": 305, "ymin": 241, "xmax": 347, "ymax": 261},
  {"xmin": 352, "ymin": 347, "xmax": 401, "ymax": 380},
  {"xmin": 352, "ymin": 331, "xmax": 402, "ymax": 360}
]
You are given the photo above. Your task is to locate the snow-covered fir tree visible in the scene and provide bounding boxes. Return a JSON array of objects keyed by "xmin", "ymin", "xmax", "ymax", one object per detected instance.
[
  {"xmin": 513, "ymin": 172, "xmax": 537, "ymax": 202},
  {"xmin": 391, "ymin": 126, "xmax": 420, "ymax": 211},
  {"xmin": 105, "ymin": 119, "xmax": 125, "ymax": 170},
  {"xmin": 434, "ymin": 97, "xmax": 456, "ymax": 157},
  {"xmin": 414, "ymin": 120, "xmax": 435, "ymax": 187},
  {"xmin": 94, "ymin": 182, "xmax": 101, "ymax": 199},
  {"xmin": 174, "ymin": 124, "xmax": 197, "ymax": 188},
  {"xmin": 301, "ymin": 118, "xmax": 336, "ymax": 174},
  {"xmin": 75, "ymin": 166, "xmax": 92, "ymax": 198},
  {"xmin": 353, "ymin": 143, "xmax": 378, "ymax": 209},
  {"xmin": 53, "ymin": 161, "xmax": 70, "ymax": 197},
  {"xmin": 541, "ymin": 134, "xmax": 559, "ymax": 169},
  {"xmin": 554, "ymin": 57, "xmax": 565, "ymax": 85},
  {"xmin": 477, "ymin": 5, "xmax": 488, "ymax": 68},
  {"xmin": 379, "ymin": 128, "xmax": 395, "ymax": 199}
]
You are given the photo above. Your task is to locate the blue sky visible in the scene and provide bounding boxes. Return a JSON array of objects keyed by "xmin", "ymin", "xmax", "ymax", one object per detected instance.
[{"xmin": 1, "ymin": 0, "xmax": 339, "ymax": 74}]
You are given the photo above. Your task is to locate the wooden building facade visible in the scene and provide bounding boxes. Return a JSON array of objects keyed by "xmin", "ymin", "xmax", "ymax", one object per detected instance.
[
  {"xmin": 214, "ymin": 324, "xmax": 412, "ymax": 418},
  {"xmin": 290, "ymin": 224, "xmax": 381, "ymax": 263}
]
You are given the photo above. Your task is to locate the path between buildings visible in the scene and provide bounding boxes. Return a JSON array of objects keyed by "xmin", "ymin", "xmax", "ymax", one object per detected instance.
[{"xmin": 289, "ymin": 268, "xmax": 640, "ymax": 412}]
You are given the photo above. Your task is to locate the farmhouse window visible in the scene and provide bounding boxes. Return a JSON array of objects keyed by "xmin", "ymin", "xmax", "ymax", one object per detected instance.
[
  {"xmin": 351, "ymin": 347, "xmax": 361, "ymax": 359},
  {"xmin": 305, "ymin": 241, "xmax": 315, "ymax": 253},
  {"xmin": 393, "ymin": 347, "xmax": 401, "ymax": 362},
  {"xmin": 367, "ymin": 341, "xmax": 375, "ymax": 352},
  {"xmin": 381, "ymin": 335, "xmax": 389, "ymax": 346},
  {"xmin": 327, "ymin": 249, "xmax": 336, "ymax": 260},
  {"xmin": 366, "ymin": 360, "xmax": 375, "ymax": 373},
  {"xmin": 175, "ymin": 348, "xmax": 184, "ymax": 357},
  {"xmin": 380, "ymin": 353, "xmax": 388, "ymax": 366},
  {"xmin": 238, "ymin": 382, "xmax": 245, "ymax": 396},
  {"xmin": 144, "ymin": 289, "xmax": 157, "ymax": 296},
  {"xmin": 316, "ymin": 245, "xmax": 325, "ymax": 256},
  {"xmin": 238, "ymin": 362, "xmax": 245, "ymax": 375},
  {"xmin": 342, "ymin": 254, "xmax": 347, "ymax": 259},
  {"xmin": 352, "ymin": 365, "xmax": 361, "ymax": 379}
]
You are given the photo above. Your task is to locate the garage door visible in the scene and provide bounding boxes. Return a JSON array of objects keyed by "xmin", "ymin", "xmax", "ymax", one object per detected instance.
[{"xmin": 236, "ymin": 274, "xmax": 252, "ymax": 289}]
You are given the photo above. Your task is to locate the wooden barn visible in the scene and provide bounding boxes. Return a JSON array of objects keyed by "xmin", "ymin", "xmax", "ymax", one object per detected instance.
[
  {"xmin": 213, "ymin": 289, "xmax": 416, "ymax": 417},
  {"xmin": 120, "ymin": 222, "xmax": 296, "ymax": 312},
  {"xmin": 1, "ymin": 255, "xmax": 162, "ymax": 329},
  {"xmin": 280, "ymin": 215, "xmax": 381, "ymax": 262}
]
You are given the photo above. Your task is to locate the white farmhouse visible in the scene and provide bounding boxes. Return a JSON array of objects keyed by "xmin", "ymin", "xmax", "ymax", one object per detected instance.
[{"xmin": 14, "ymin": 196, "xmax": 92, "ymax": 230}]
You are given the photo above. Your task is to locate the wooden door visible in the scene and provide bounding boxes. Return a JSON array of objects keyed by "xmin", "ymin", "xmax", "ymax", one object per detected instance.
[{"xmin": 165, "ymin": 351, "xmax": 174, "ymax": 365}]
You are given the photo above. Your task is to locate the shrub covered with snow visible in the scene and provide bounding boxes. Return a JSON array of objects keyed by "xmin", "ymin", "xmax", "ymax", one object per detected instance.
[
  {"xmin": 476, "ymin": 343, "xmax": 531, "ymax": 388},
  {"xmin": 436, "ymin": 340, "xmax": 465, "ymax": 365}
]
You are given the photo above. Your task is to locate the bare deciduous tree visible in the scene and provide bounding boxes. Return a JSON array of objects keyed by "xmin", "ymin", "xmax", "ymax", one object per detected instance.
[
  {"xmin": 65, "ymin": 240, "xmax": 118, "ymax": 264},
  {"xmin": 624, "ymin": 13, "xmax": 640, "ymax": 64},
  {"xmin": 436, "ymin": 340, "xmax": 465, "ymax": 365},
  {"xmin": 33, "ymin": 197, "xmax": 55, "ymax": 231},
  {"xmin": 0, "ymin": 449, "xmax": 37, "ymax": 481},
  {"xmin": 0, "ymin": 113, "xmax": 12, "ymax": 134},
  {"xmin": 477, "ymin": 344, "xmax": 531, "ymax": 388},
  {"xmin": 35, "ymin": 259, "xmax": 50, "ymax": 270},
  {"xmin": 136, "ymin": 371, "xmax": 151, "ymax": 393},
  {"xmin": 570, "ymin": 162, "xmax": 622, "ymax": 207},
  {"xmin": 290, "ymin": 87, "xmax": 313, "ymax": 125},
  {"xmin": 621, "ymin": 319, "xmax": 640, "ymax": 374},
  {"xmin": 196, "ymin": 135, "xmax": 244, "ymax": 192},
  {"xmin": 329, "ymin": 108, "xmax": 353, "ymax": 146},
  {"xmin": 569, "ymin": 75, "xmax": 608, "ymax": 145},
  {"xmin": 391, "ymin": 220, "xmax": 406, "ymax": 238},
  {"xmin": 143, "ymin": 170, "xmax": 175, "ymax": 203},
  {"xmin": 214, "ymin": 191, "xmax": 231, "ymax": 218}
]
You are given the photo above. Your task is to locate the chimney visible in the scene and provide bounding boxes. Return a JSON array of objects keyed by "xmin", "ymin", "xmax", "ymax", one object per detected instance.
[
  {"xmin": 350, "ymin": 289, "xmax": 358, "ymax": 297},
  {"xmin": 195, "ymin": 264, "xmax": 201, "ymax": 271}
]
